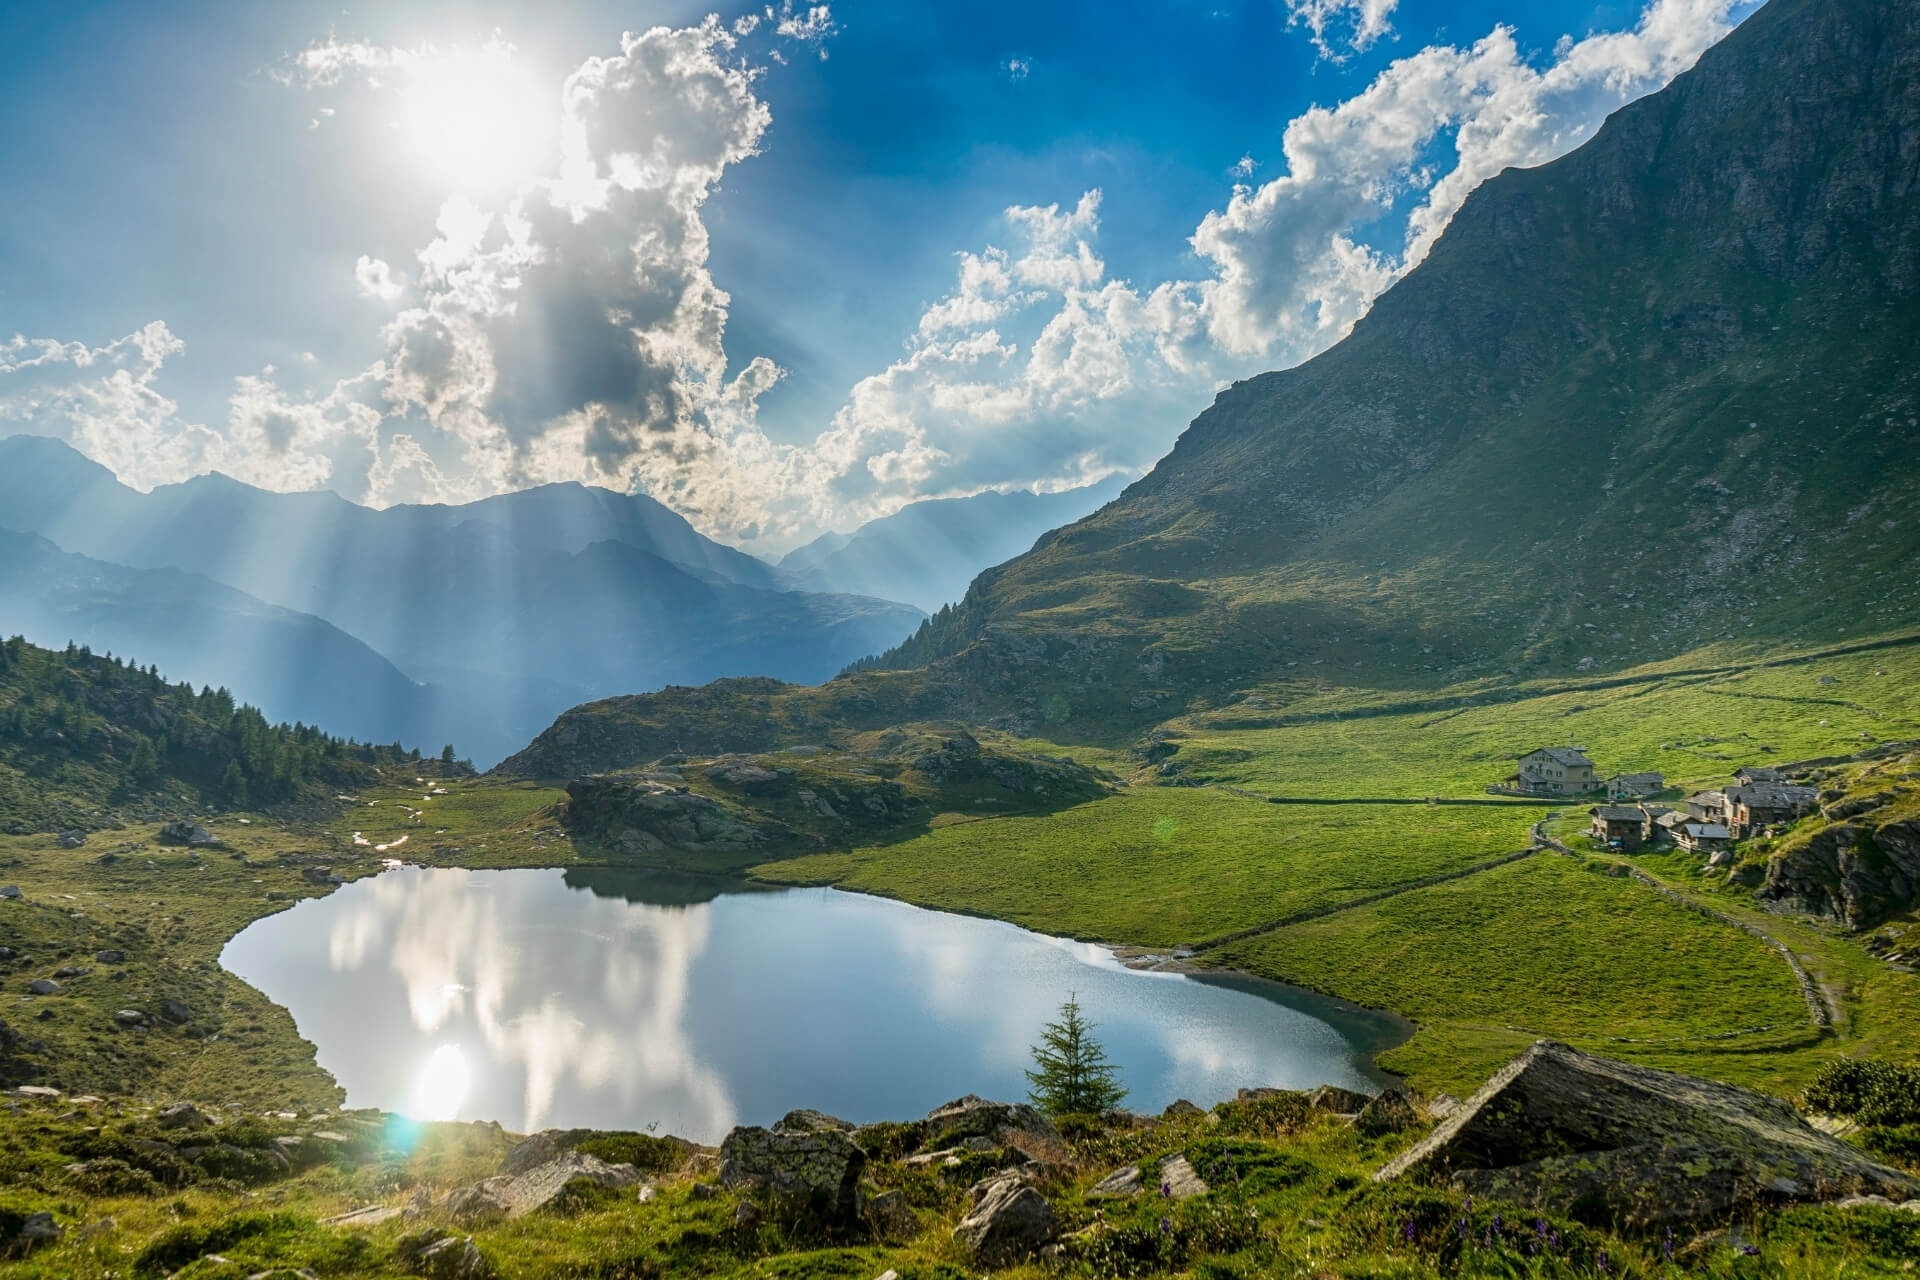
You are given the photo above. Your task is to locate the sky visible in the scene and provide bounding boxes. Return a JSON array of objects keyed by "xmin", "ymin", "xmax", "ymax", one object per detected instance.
[{"xmin": 0, "ymin": 0, "xmax": 1758, "ymax": 552}]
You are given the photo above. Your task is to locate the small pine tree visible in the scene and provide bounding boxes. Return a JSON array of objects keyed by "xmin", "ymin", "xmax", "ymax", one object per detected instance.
[
  {"xmin": 221, "ymin": 759, "xmax": 248, "ymax": 808},
  {"xmin": 441, "ymin": 743, "xmax": 457, "ymax": 765},
  {"xmin": 130, "ymin": 737, "xmax": 159, "ymax": 787},
  {"xmin": 1026, "ymin": 994, "xmax": 1126, "ymax": 1117}
]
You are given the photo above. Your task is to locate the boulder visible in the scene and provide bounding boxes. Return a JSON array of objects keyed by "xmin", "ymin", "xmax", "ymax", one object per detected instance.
[
  {"xmin": 157, "ymin": 1102, "xmax": 212, "ymax": 1130},
  {"xmin": 1157, "ymin": 1155, "xmax": 1208, "ymax": 1199},
  {"xmin": 449, "ymin": 1151, "xmax": 640, "ymax": 1223},
  {"xmin": 1356, "ymin": 1089, "xmax": 1420, "ymax": 1137},
  {"xmin": 160, "ymin": 999, "xmax": 191, "ymax": 1024},
  {"xmin": 1374, "ymin": 1040, "xmax": 1917, "ymax": 1223},
  {"xmin": 3, "ymin": 1211, "xmax": 61, "ymax": 1255},
  {"xmin": 57, "ymin": 830, "xmax": 87, "ymax": 849},
  {"xmin": 1162, "ymin": 1098, "xmax": 1205, "ymax": 1120},
  {"xmin": 157, "ymin": 821, "xmax": 220, "ymax": 847},
  {"xmin": 95, "ymin": 950, "xmax": 125, "ymax": 965},
  {"xmin": 1086, "ymin": 1164, "xmax": 1144, "ymax": 1198},
  {"xmin": 717, "ymin": 1124, "xmax": 865, "ymax": 1225},
  {"xmin": 774, "ymin": 1108, "xmax": 855, "ymax": 1135},
  {"xmin": 397, "ymin": 1231, "xmax": 492, "ymax": 1280},
  {"xmin": 26, "ymin": 979, "xmax": 59, "ymax": 996},
  {"xmin": 952, "ymin": 1171, "xmax": 1058, "ymax": 1265},
  {"xmin": 0, "ymin": 886, "xmax": 22, "ymax": 900},
  {"xmin": 863, "ymin": 1188, "xmax": 920, "ymax": 1243},
  {"xmin": 113, "ymin": 1009, "xmax": 148, "ymax": 1027},
  {"xmin": 924, "ymin": 1095, "xmax": 1060, "ymax": 1148}
]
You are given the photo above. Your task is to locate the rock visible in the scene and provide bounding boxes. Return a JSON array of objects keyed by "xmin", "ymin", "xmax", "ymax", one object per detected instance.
[
  {"xmin": 863, "ymin": 1188, "xmax": 920, "ymax": 1242},
  {"xmin": 1158, "ymin": 1155, "xmax": 1208, "ymax": 1199},
  {"xmin": 399, "ymin": 1233, "xmax": 491, "ymax": 1280},
  {"xmin": 157, "ymin": 1102, "xmax": 213, "ymax": 1130},
  {"xmin": 52, "ymin": 965, "xmax": 89, "ymax": 979},
  {"xmin": 322, "ymin": 1205, "xmax": 404, "ymax": 1228},
  {"xmin": 303, "ymin": 867, "xmax": 344, "ymax": 886},
  {"xmin": 953, "ymin": 1171, "xmax": 1059, "ymax": 1265},
  {"xmin": 497, "ymin": 1130, "xmax": 566, "ymax": 1176},
  {"xmin": 924, "ymin": 1095, "xmax": 1061, "ymax": 1149},
  {"xmin": 114, "ymin": 1009, "xmax": 148, "ymax": 1027},
  {"xmin": 449, "ymin": 1151, "xmax": 641, "ymax": 1224},
  {"xmin": 57, "ymin": 830, "xmax": 87, "ymax": 849},
  {"xmin": 158, "ymin": 821, "xmax": 220, "ymax": 847},
  {"xmin": 1356, "ymin": 1089, "xmax": 1420, "ymax": 1137},
  {"xmin": 160, "ymin": 999, "xmax": 191, "ymax": 1024},
  {"xmin": 1162, "ymin": 1098, "xmax": 1205, "ymax": 1119},
  {"xmin": 717, "ymin": 1123, "xmax": 865, "ymax": 1226},
  {"xmin": 1307, "ymin": 1084, "xmax": 1373, "ymax": 1114},
  {"xmin": 94, "ymin": 950, "xmax": 125, "ymax": 965},
  {"xmin": 26, "ymin": 979, "xmax": 60, "ymax": 996},
  {"xmin": 1426, "ymin": 1093, "xmax": 1463, "ymax": 1121},
  {"xmin": 0, "ymin": 886, "xmax": 22, "ymax": 900},
  {"xmin": 689, "ymin": 1181, "xmax": 719, "ymax": 1200},
  {"xmin": 1762, "ymin": 824, "xmax": 1916, "ymax": 929},
  {"xmin": 1374, "ymin": 1040, "xmax": 1917, "ymax": 1223},
  {"xmin": 1087, "ymin": 1164, "xmax": 1144, "ymax": 1198},
  {"xmin": 403, "ymin": 1188, "xmax": 435, "ymax": 1221},
  {"xmin": 4, "ymin": 1211, "xmax": 62, "ymax": 1254},
  {"xmin": 773, "ymin": 1108, "xmax": 855, "ymax": 1135},
  {"xmin": 733, "ymin": 1200, "xmax": 763, "ymax": 1231}
]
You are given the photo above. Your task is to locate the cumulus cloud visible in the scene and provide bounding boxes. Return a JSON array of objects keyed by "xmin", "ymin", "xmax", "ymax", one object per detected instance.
[
  {"xmin": 5, "ymin": 0, "xmax": 1752, "ymax": 552},
  {"xmin": 1285, "ymin": 0, "xmax": 1399, "ymax": 59}
]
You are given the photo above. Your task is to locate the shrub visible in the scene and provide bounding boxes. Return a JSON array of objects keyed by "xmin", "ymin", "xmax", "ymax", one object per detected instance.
[{"xmin": 1805, "ymin": 1059, "xmax": 1920, "ymax": 1126}]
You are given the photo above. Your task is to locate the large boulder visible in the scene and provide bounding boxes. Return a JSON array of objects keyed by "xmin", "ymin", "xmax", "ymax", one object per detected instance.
[
  {"xmin": 448, "ymin": 1151, "xmax": 641, "ymax": 1224},
  {"xmin": 1375, "ymin": 1040, "xmax": 1916, "ymax": 1223},
  {"xmin": 1761, "ymin": 824, "xmax": 1916, "ymax": 929},
  {"xmin": 952, "ymin": 1171, "xmax": 1058, "ymax": 1265},
  {"xmin": 924, "ymin": 1095, "xmax": 1061, "ymax": 1150},
  {"xmin": 157, "ymin": 821, "xmax": 220, "ymax": 848},
  {"xmin": 717, "ymin": 1123, "xmax": 865, "ymax": 1226}
]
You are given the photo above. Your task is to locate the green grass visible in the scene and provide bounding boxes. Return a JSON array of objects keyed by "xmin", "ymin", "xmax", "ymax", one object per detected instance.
[
  {"xmin": 1212, "ymin": 854, "xmax": 1818, "ymax": 1097},
  {"xmin": 1160, "ymin": 635, "xmax": 1920, "ymax": 798},
  {"xmin": 2, "ymin": 1086, "xmax": 1916, "ymax": 1280},
  {"xmin": 754, "ymin": 789, "xmax": 1537, "ymax": 947}
]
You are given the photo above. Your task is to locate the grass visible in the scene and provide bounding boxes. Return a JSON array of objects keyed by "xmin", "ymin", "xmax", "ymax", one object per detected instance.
[
  {"xmin": 1212, "ymin": 853, "xmax": 1818, "ymax": 1097},
  {"xmin": 1157, "ymin": 634, "xmax": 1920, "ymax": 798},
  {"xmin": 754, "ymin": 789, "xmax": 1538, "ymax": 947},
  {"xmin": 2, "ymin": 1085, "xmax": 1916, "ymax": 1279}
]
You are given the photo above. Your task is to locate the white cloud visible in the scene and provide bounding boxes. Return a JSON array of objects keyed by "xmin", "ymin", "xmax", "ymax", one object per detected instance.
[
  {"xmin": 354, "ymin": 255, "xmax": 405, "ymax": 302},
  {"xmin": 6, "ymin": 0, "xmax": 1750, "ymax": 554},
  {"xmin": 1285, "ymin": 0, "xmax": 1399, "ymax": 60},
  {"xmin": 1003, "ymin": 56, "xmax": 1032, "ymax": 81}
]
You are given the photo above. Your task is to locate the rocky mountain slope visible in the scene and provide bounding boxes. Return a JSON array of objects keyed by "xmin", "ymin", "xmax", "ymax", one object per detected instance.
[
  {"xmin": 505, "ymin": 0, "xmax": 1920, "ymax": 772},
  {"xmin": 778, "ymin": 476, "xmax": 1129, "ymax": 613}
]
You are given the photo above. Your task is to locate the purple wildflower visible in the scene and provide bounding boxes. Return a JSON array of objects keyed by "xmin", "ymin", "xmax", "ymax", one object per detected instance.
[
  {"xmin": 1160, "ymin": 1180, "xmax": 1172, "ymax": 1199},
  {"xmin": 1457, "ymin": 1217, "xmax": 1470, "ymax": 1241},
  {"xmin": 1493, "ymin": 1213, "xmax": 1504, "ymax": 1234},
  {"xmin": 1535, "ymin": 1218, "xmax": 1549, "ymax": 1240},
  {"xmin": 1402, "ymin": 1217, "xmax": 1417, "ymax": 1243},
  {"xmin": 1597, "ymin": 1248, "xmax": 1611, "ymax": 1273},
  {"xmin": 1664, "ymin": 1226, "xmax": 1676, "ymax": 1262},
  {"xmin": 1740, "ymin": 1244, "xmax": 1760, "ymax": 1257},
  {"xmin": 1158, "ymin": 1215, "xmax": 1173, "ymax": 1236}
]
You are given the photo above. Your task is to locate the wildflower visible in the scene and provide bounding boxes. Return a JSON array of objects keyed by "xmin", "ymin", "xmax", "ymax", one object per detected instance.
[
  {"xmin": 1158, "ymin": 1215, "xmax": 1173, "ymax": 1236},
  {"xmin": 1535, "ymin": 1218, "xmax": 1548, "ymax": 1240},
  {"xmin": 1402, "ymin": 1217, "xmax": 1417, "ymax": 1243},
  {"xmin": 1160, "ymin": 1180, "xmax": 1172, "ymax": 1199},
  {"xmin": 1597, "ymin": 1248, "xmax": 1611, "ymax": 1273},
  {"xmin": 1740, "ymin": 1244, "xmax": 1760, "ymax": 1257},
  {"xmin": 1664, "ymin": 1226, "xmax": 1676, "ymax": 1262},
  {"xmin": 1493, "ymin": 1213, "xmax": 1504, "ymax": 1234},
  {"xmin": 1457, "ymin": 1217, "xmax": 1470, "ymax": 1241}
]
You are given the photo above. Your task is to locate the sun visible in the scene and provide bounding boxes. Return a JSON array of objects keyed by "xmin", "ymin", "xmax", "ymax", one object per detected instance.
[{"xmin": 400, "ymin": 42, "xmax": 552, "ymax": 194}]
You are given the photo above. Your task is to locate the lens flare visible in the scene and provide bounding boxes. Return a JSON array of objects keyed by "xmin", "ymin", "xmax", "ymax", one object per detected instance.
[{"xmin": 407, "ymin": 1042, "xmax": 473, "ymax": 1122}]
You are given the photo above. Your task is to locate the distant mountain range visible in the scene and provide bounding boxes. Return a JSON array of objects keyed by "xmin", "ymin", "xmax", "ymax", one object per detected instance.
[
  {"xmin": 0, "ymin": 438, "xmax": 924, "ymax": 765},
  {"xmin": 776, "ymin": 478, "xmax": 1130, "ymax": 612},
  {"xmin": 504, "ymin": 0, "xmax": 1920, "ymax": 775}
]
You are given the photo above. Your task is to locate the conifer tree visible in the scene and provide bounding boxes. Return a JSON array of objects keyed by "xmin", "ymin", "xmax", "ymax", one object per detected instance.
[{"xmin": 1026, "ymin": 994, "xmax": 1126, "ymax": 1116}]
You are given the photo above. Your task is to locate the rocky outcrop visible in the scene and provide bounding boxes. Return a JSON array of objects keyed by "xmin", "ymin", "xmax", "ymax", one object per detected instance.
[
  {"xmin": 1375, "ymin": 1040, "xmax": 1916, "ymax": 1223},
  {"xmin": 157, "ymin": 821, "xmax": 220, "ymax": 848},
  {"xmin": 953, "ymin": 1170, "xmax": 1059, "ymax": 1265},
  {"xmin": 1761, "ymin": 821, "xmax": 1920, "ymax": 929},
  {"xmin": 562, "ymin": 776, "xmax": 772, "ymax": 855},
  {"xmin": 923, "ymin": 1095, "xmax": 1061, "ymax": 1151},
  {"xmin": 448, "ymin": 1151, "xmax": 642, "ymax": 1224},
  {"xmin": 717, "ymin": 1121, "xmax": 866, "ymax": 1226},
  {"xmin": 1356, "ymin": 1089, "xmax": 1420, "ymax": 1137}
]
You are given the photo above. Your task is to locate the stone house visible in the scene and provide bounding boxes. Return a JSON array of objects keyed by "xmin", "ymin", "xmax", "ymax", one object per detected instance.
[
  {"xmin": 1725, "ymin": 782, "xmax": 1819, "ymax": 836},
  {"xmin": 1639, "ymin": 804, "xmax": 1680, "ymax": 842},
  {"xmin": 1589, "ymin": 805, "xmax": 1647, "ymax": 851},
  {"xmin": 1685, "ymin": 790, "xmax": 1730, "ymax": 824},
  {"xmin": 1735, "ymin": 766, "xmax": 1785, "ymax": 785},
  {"xmin": 1510, "ymin": 747, "xmax": 1597, "ymax": 797},
  {"xmin": 1676, "ymin": 821, "xmax": 1734, "ymax": 855},
  {"xmin": 1606, "ymin": 772, "xmax": 1665, "ymax": 800}
]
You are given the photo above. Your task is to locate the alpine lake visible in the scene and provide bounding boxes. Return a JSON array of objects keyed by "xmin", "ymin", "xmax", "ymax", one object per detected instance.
[{"xmin": 222, "ymin": 866, "xmax": 1408, "ymax": 1142}]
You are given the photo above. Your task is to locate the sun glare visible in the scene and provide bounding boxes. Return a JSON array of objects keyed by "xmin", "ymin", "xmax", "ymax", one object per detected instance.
[
  {"xmin": 401, "ymin": 44, "xmax": 551, "ymax": 193},
  {"xmin": 407, "ymin": 1043, "xmax": 474, "ymax": 1122}
]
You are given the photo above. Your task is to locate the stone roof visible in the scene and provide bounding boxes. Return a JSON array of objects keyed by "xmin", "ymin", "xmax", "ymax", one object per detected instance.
[
  {"xmin": 1524, "ymin": 747, "xmax": 1593, "ymax": 767},
  {"xmin": 1683, "ymin": 823, "xmax": 1732, "ymax": 840},
  {"xmin": 1590, "ymin": 805, "xmax": 1645, "ymax": 822},
  {"xmin": 1727, "ymin": 783, "xmax": 1818, "ymax": 809},
  {"xmin": 1736, "ymin": 766, "xmax": 1785, "ymax": 783}
]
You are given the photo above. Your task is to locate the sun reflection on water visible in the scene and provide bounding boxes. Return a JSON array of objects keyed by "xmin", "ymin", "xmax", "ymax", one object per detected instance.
[{"xmin": 407, "ymin": 1043, "xmax": 473, "ymax": 1122}]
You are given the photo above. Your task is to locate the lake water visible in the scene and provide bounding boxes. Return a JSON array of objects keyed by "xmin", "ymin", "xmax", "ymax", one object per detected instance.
[{"xmin": 222, "ymin": 866, "xmax": 1406, "ymax": 1143}]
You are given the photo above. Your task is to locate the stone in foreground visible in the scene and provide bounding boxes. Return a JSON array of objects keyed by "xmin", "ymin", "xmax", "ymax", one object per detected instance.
[
  {"xmin": 449, "ymin": 1151, "xmax": 641, "ymax": 1223},
  {"xmin": 1374, "ymin": 1040, "xmax": 1917, "ymax": 1223},
  {"xmin": 717, "ymin": 1123, "xmax": 865, "ymax": 1226},
  {"xmin": 953, "ymin": 1171, "xmax": 1059, "ymax": 1265}
]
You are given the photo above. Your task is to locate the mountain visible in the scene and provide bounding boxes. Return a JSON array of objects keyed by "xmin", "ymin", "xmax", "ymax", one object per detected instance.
[
  {"xmin": 776, "ymin": 477, "xmax": 1130, "ymax": 612},
  {"xmin": 0, "ymin": 632, "xmax": 455, "ymax": 833},
  {"xmin": 502, "ymin": 0, "xmax": 1920, "ymax": 774},
  {"xmin": 0, "ymin": 441, "xmax": 925, "ymax": 764}
]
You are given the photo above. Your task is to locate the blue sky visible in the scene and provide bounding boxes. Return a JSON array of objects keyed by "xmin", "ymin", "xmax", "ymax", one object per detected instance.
[{"xmin": 0, "ymin": 0, "xmax": 1754, "ymax": 549}]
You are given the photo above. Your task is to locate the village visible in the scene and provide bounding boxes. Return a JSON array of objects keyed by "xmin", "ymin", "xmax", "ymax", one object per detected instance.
[{"xmin": 1494, "ymin": 745, "xmax": 1821, "ymax": 864}]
